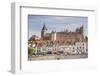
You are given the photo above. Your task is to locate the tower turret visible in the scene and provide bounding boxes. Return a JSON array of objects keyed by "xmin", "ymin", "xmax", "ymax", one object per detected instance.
[
  {"xmin": 41, "ymin": 24, "xmax": 47, "ymax": 38},
  {"xmin": 80, "ymin": 25, "xmax": 83, "ymax": 33},
  {"xmin": 51, "ymin": 31, "xmax": 56, "ymax": 41},
  {"xmin": 76, "ymin": 25, "xmax": 83, "ymax": 34}
]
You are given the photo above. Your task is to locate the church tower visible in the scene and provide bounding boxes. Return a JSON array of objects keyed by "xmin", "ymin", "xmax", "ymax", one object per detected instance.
[{"xmin": 41, "ymin": 24, "xmax": 47, "ymax": 38}]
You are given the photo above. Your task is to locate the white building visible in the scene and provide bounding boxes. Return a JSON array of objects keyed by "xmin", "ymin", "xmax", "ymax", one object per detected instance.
[
  {"xmin": 32, "ymin": 41, "xmax": 87, "ymax": 55},
  {"xmin": 59, "ymin": 42, "xmax": 87, "ymax": 55},
  {"xmin": 75, "ymin": 42, "xmax": 88, "ymax": 54}
]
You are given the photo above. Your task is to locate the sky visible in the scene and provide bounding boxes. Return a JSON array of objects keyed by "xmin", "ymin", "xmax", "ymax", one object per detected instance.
[{"xmin": 28, "ymin": 15, "xmax": 88, "ymax": 39}]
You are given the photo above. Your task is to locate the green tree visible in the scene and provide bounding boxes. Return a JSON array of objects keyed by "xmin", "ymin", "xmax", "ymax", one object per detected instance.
[{"xmin": 28, "ymin": 47, "xmax": 33, "ymax": 57}]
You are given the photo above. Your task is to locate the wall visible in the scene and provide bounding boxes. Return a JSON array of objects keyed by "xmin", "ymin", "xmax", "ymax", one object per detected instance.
[{"xmin": 0, "ymin": 0, "xmax": 100, "ymax": 76}]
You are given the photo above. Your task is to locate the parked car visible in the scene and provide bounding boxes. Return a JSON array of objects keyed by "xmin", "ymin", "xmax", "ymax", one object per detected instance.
[
  {"xmin": 47, "ymin": 51, "xmax": 52, "ymax": 54},
  {"xmin": 52, "ymin": 51, "xmax": 57, "ymax": 55},
  {"xmin": 71, "ymin": 50, "xmax": 77, "ymax": 55},
  {"xmin": 58, "ymin": 51, "xmax": 64, "ymax": 54}
]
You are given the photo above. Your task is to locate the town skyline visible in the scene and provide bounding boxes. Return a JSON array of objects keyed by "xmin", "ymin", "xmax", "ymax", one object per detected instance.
[{"xmin": 28, "ymin": 15, "xmax": 88, "ymax": 39}]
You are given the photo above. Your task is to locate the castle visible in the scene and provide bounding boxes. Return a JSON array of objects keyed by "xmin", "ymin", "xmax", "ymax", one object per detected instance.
[
  {"xmin": 41, "ymin": 24, "xmax": 85, "ymax": 45},
  {"xmin": 28, "ymin": 24, "xmax": 88, "ymax": 59}
]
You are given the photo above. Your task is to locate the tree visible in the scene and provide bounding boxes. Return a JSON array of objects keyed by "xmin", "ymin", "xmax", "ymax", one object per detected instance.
[{"xmin": 28, "ymin": 47, "xmax": 33, "ymax": 57}]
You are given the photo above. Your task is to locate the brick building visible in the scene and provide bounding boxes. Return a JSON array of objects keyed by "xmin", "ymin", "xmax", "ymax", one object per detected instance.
[{"xmin": 41, "ymin": 24, "xmax": 85, "ymax": 45}]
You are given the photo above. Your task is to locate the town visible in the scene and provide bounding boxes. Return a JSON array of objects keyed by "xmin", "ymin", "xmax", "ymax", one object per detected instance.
[{"xmin": 28, "ymin": 24, "xmax": 88, "ymax": 60}]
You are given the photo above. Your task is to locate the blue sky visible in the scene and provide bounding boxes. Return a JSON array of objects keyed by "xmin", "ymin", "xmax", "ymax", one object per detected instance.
[{"xmin": 28, "ymin": 15, "xmax": 88, "ymax": 38}]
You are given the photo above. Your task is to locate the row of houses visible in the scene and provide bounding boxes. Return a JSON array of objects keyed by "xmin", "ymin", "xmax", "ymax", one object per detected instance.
[{"xmin": 28, "ymin": 42, "xmax": 88, "ymax": 55}]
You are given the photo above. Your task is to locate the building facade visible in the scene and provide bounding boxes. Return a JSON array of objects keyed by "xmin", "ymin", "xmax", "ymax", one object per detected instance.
[{"xmin": 41, "ymin": 24, "xmax": 85, "ymax": 44}]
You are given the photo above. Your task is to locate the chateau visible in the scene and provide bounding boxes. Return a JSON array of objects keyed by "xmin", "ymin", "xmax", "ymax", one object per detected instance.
[
  {"xmin": 41, "ymin": 24, "xmax": 86, "ymax": 45},
  {"xmin": 28, "ymin": 24, "xmax": 88, "ymax": 58}
]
